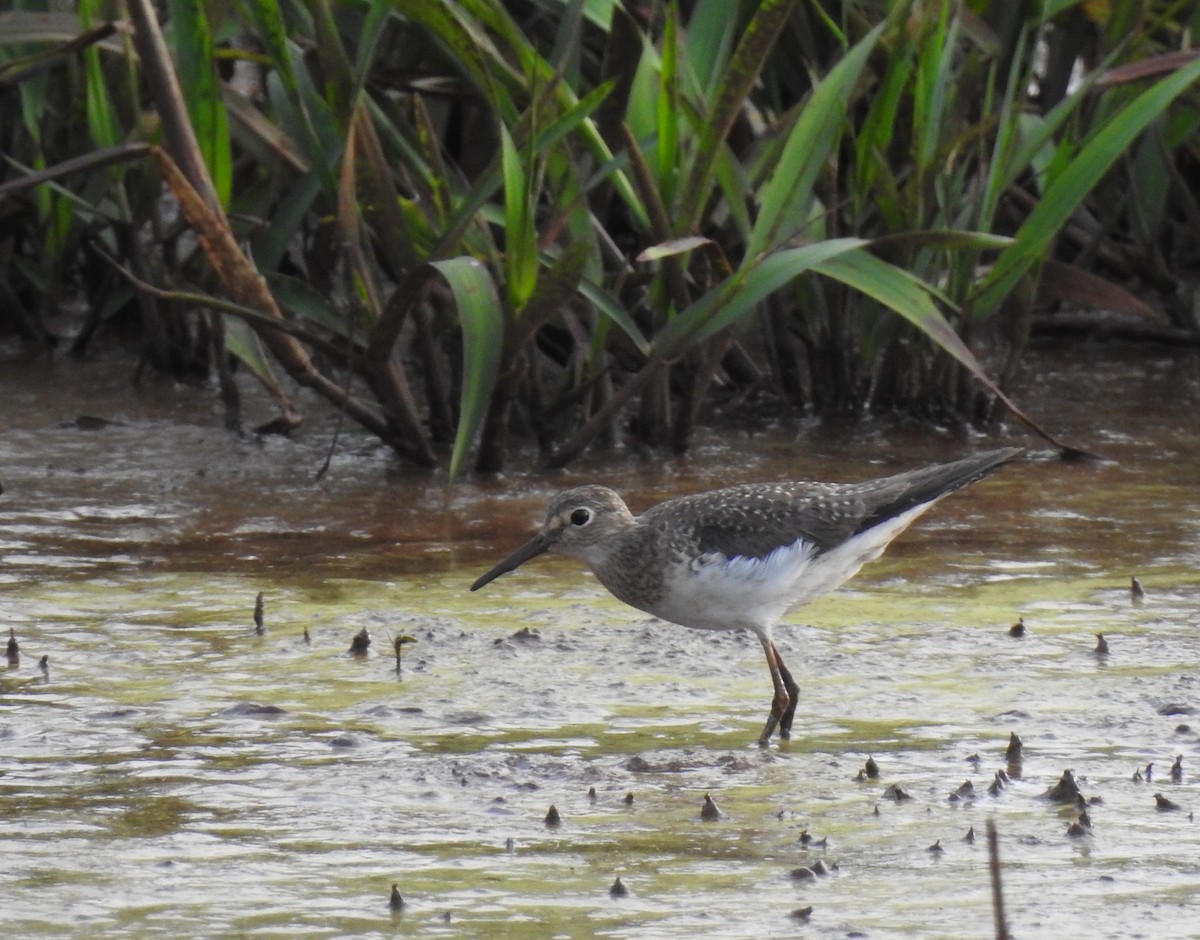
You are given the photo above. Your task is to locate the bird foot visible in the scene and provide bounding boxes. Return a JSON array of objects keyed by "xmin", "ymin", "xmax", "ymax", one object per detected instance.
[{"xmin": 757, "ymin": 692, "xmax": 793, "ymax": 746}]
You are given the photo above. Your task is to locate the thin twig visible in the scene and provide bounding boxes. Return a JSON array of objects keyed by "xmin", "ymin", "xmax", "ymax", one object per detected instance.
[{"xmin": 95, "ymin": 246, "xmax": 354, "ymax": 359}]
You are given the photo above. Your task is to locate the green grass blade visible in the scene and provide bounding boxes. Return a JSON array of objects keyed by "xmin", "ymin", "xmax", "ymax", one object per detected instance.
[
  {"xmin": 549, "ymin": 0, "xmax": 585, "ymax": 84},
  {"xmin": 499, "ymin": 123, "xmax": 538, "ymax": 311},
  {"xmin": 391, "ymin": 0, "xmax": 504, "ymax": 113},
  {"xmin": 655, "ymin": 2, "xmax": 680, "ymax": 208},
  {"xmin": 812, "ymin": 249, "xmax": 968, "ymax": 360},
  {"xmin": 745, "ymin": 21, "xmax": 885, "ymax": 259},
  {"xmin": 678, "ymin": 0, "xmax": 796, "ymax": 230},
  {"xmin": 816, "ymin": 249, "xmax": 1078, "ymax": 450},
  {"xmin": 244, "ymin": 0, "xmax": 339, "ymax": 198},
  {"xmin": 853, "ymin": 29, "xmax": 911, "ymax": 208},
  {"xmin": 430, "ymin": 257, "xmax": 504, "ymax": 480},
  {"xmin": 222, "ymin": 313, "xmax": 283, "ymax": 388},
  {"xmin": 399, "ymin": 0, "xmax": 647, "ymax": 227},
  {"xmin": 683, "ymin": 0, "xmax": 739, "ymax": 99},
  {"xmin": 268, "ymin": 272, "xmax": 356, "ymax": 340},
  {"xmin": 165, "ymin": 0, "xmax": 231, "ymax": 205},
  {"xmin": 912, "ymin": 3, "xmax": 954, "ymax": 175},
  {"xmin": 354, "ymin": 0, "xmax": 393, "ymax": 81},
  {"xmin": 244, "ymin": 0, "xmax": 298, "ymax": 91},
  {"xmin": 78, "ymin": 0, "xmax": 120, "ymax": 150},
  {"xmin": 653, "ymin": 238, "xmax": 869, "ymax": 355},
  {"xmin": 624, "ymin": 35, "xmax": 659, "ymax": 144},
  {"xmin": 430, "ymin": 80, "xmax": 613, "ymax": 259},
  {"xmin": 576, "ymin": 276, "xmax": 650, "ymax": 355},
  {"xmin": 970, "ymin": 52, "xmax": 1200, "ymax": 317}
]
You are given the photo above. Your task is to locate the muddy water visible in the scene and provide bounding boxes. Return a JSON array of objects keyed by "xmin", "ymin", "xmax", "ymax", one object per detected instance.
[{"xmin": 1, "ymin": 345, "xmax": 1198, "ymax": 939}]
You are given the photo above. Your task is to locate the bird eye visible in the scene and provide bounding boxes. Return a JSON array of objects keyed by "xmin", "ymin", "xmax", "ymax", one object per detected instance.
[{"xmin": 569, "ymin": 507, "xmax": 592, "ymax": 526}]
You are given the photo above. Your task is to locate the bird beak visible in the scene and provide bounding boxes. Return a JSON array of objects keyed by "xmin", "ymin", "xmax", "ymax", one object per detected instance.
[{"xmin": 470, "ymin": 530, "xmax": 555, "ymax": 591}]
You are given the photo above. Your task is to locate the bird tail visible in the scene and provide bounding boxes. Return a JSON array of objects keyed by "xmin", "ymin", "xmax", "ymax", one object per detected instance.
[{"xmin": 853, "ymin": 447, "xmax": 1022, "ymax": 537}]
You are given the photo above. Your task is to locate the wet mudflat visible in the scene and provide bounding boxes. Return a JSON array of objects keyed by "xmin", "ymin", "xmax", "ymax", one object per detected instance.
[{"xmin": 1, "ymin": 344, "xmax": 1198, "ymax": 938}]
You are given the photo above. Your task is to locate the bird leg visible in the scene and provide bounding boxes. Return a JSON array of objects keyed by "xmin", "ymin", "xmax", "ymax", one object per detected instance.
[
  {"xmin": 757, "ymin": 636, "xmax": 793, "ymax": 746},
  {"xmin": 773, "ymin": 641, "xmax": 800, "ymax": 739}
]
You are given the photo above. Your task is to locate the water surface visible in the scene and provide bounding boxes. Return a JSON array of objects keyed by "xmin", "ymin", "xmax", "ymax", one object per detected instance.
[{"xmin": 1, "ymin": 344, "xmax": 1198, "ymax": 938}]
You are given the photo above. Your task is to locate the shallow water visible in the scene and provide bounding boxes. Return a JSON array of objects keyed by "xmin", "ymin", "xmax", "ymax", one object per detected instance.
[{"xmin": 1, "ymin": 344, "xmax": 1199, "ymax": 938}]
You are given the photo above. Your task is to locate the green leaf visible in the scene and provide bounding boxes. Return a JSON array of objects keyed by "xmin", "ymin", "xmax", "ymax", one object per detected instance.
[
  {"xmin": 268, "ymin": 272, "xmax": 356, "ymax": 339},
  {"xmin": 429, "ymin": 258, "xmax": 504, "ymax": 480},
  {"xmin": 244, "ymin": 0, "xmax": 298, "ymax": 91},
  {"xmin": 655, "ymin": 2, "xmax": 680, "ymax": 206},
  {"xmin": 395, "ymin": 0, "xmax": 647, "ymax": 229},
  {"xmin": 78, "ymin": 0, "xmax": 120, "ymax": 150},
  {"xmin": 813, "ymin": 249, "xmax": 1079, "ymax": 452},
  {"xmin": 222, "ymin": 313, "xmax": 282, "ymax": 388},
  {"xmin": 354, "ymin": 0, "xmax": 393, "ymax": 81},
  {"xmin": 636, "ymin": 235, "xmax": 712, "ymax": 262},
  {"xmin": 971, "ymin": 53, "xmax": 1200, "ymax": 317},
  {"xmin": 912, "ymin": 3, "xmax": 954, "ymax": 175},
  {"xmin": 549, "ymin": 0, "xmax": 585, "ymax": 84},
  {"xmin": 653, "ymin": 238, "xmax": 869, "ymax": 355},
  {"xmin": 499, "ymin": 123, "xmax": 538, "ymax": 311},
  {"xmin": 679, "ymin": 0, "xmax": 796, "ymax": 230},
  {"xmin": 576, "ymin": 277, "xmax": 650, "ymax": 356},
  {"xmin": 811, "ymin": 250, "xmax": 968, "ymax": 361},
  {"xmin": 853, "ymin": 29, "xmax": 911, "ymax": 203},
  {"xmin": 166, "ymin": 0, "xmax": 231, "ymax": 205},
  {"xmin": 431, "ymin": 79, "xmax": 614, "ymax": 259},
  {"xmin": 745, "ymin": 21, "xmax": 885, "ymax": 259},
  {"xmin": 247, "ymin": 0, "xmax": 341, "ymax": 198},
  {"xmin": 391, "ymin": 0, "xmax": 504, "ymax": 114},
  {"xmin": 625, "ymin": 35, "xmax": 660, "ymax": 144},
  {"xmin": 683, "ymin": 0, "xmax": 739, "ymax": 99},
  {"xmin": 512, "ymin": 240, "xmax": 591, "ymax": 346}
]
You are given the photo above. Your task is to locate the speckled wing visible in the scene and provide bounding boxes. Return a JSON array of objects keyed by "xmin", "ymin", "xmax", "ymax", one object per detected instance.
[
  {"xmin": 644, "ymin": 483, "xmax": 868, "ymax": 560},
  {"xmin": 643, "ymin": 448, "xmax": 1021, "ymax": 561}
]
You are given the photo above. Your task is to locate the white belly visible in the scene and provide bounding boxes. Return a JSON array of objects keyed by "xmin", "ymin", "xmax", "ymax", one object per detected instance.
[
  {"xmin": 648, "ymin": 539, "xmax": 818, "ymax": 633},
  {"xmin": 637, "ymin": 503, "xmax": 930, "ymax": 635}
]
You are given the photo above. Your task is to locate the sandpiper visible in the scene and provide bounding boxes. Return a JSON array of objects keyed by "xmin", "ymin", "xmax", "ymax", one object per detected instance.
[{"xmin": 471, "ymin": 447, "xmax": 1022, "ymax": 745}]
